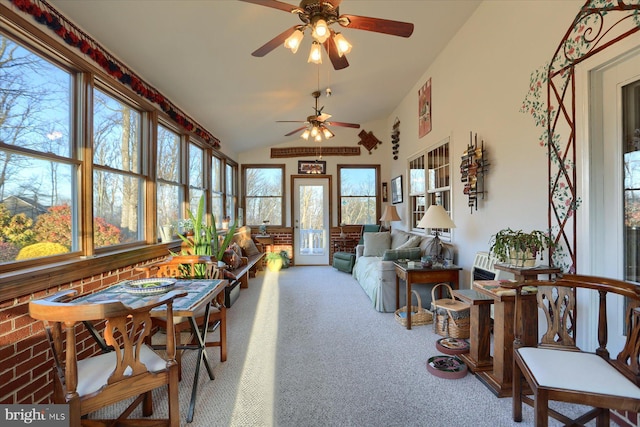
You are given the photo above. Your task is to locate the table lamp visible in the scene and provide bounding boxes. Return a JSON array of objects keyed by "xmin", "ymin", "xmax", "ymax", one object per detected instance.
[
  {"xmin": 380, "ymin": 205, "xmax": 401, "ymax": 231},
  {"xmin": 417, "ymin": 204, "xmax": 456, "ymax": 259}
]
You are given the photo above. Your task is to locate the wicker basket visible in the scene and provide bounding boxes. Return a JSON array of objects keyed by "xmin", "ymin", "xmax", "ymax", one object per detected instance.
[
  {"xmin": 395, "ymin": 290, "xmax": 433, "ymax": 327},
  {"xmin": 430, "ymin": 283, "xmax": 470, "ymax": 338}
]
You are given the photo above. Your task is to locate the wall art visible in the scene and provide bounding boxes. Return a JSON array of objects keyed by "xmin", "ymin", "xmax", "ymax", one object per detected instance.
[
  {"xmin": 418, "ymin": 78, "xmax": 432, "ymax": 138},
  {"xmin": 298, "ymin": 160, "xmax": 326, "ymax": 174}
]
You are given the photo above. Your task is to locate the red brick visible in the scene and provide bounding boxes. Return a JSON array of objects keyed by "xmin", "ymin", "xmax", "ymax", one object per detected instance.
[
  {"xmin": 0, "ymin": 326, "xmax": 33, "ymax": 346},
  {"xmin": 0, "ymin": 370, "xmax": 30, "ymax": 402}
]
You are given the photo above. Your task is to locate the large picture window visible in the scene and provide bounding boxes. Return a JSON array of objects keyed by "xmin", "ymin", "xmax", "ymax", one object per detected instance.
[
  {"xmin": 93, "ymin": 87, "xmax": 144, "ymax": 248},
  {"xmin": 0, "ymin": 32, "xmax": 77, "ymax": 263},
  {"xmin": 157, "ymin": 124, "xmax": 183, "ymax": 231},
  {"xmin": 338, "ymin": 165, "xmax": 380, "ymax": 225},
  {"xmin": 243, "ymin": 165, "xmax": 284, "ymax": 226}
]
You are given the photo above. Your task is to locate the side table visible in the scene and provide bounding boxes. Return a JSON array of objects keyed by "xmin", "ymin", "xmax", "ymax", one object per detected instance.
[
  {"xmin": 451, "ymin": 288, "xmax": 494, "ymax": 373},
  {"xmin": 394, "ymin": 262, "xmax": 461, "ymax": 330}
]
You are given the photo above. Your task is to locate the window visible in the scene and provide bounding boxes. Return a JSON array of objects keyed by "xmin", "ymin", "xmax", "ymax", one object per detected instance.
[
  {"xmin": 188, "ymin": 142, "xmax": 204, "ymax": 214},
  {"xmin": 93, "ymin": 87, "xmax": 144, "ymax": 248},
  {"xmin": 0, "ymin": 33, "xmax": 78, "ymax": 263},
  {"xmin": 211, "ymin": 156, "xmax": 223, "ymax": 225},
  {"xmin": 410, "ymin": 138, "xmax": 452, "ymax": 239},
  {"xmin": 243, "ymin": 165, "xmax": 284, "ymax": 226},
  {"xmin": 338, "ymin": 165, "xmax": 380, "ymax": 224},
  {"xmin": 225, "ymin": 162, "xmax": 237, "ymax": 224},
  {"xmin": 157, "ymin": 124, "xmax": 183, "ymax": 230}
]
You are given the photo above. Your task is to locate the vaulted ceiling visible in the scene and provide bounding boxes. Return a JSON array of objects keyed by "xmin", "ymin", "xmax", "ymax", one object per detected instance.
[{"xmin": 48, "ymin": 0, "xmax": 481, "ymax": 154}]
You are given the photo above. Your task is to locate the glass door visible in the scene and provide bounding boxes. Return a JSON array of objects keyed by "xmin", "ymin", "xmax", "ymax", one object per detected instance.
[{"xmin": 293, "ymin": 177, "xmax": 329, "ymax": 265}]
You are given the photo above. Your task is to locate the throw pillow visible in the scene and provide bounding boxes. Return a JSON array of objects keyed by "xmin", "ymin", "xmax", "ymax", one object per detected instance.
[
  {"xmin": 396, "ymin": 235, "xmax": 422, "ymax": 249},
  {"xmin": 390, "ymin": 231, "xmax": 411, "ymax": 249},
  {"xmin": 363, "ymin": 232, "xmax": 391, "ymax": 257},
  {"xmin": 382, "ymin": 247, "xmax": 422, "ymax": 261},
  {"xmin": 239, "ymin": 237, "xmax": 260, "ymax": 257},
  {"xmin": 229, "ymin": 242, "xmax": 243, "ymax": 259}
]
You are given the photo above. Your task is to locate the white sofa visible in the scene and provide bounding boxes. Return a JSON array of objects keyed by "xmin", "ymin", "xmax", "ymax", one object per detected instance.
[{"xmin": 352, "ymin": 229, "xmax": 454, "ymax": 313}]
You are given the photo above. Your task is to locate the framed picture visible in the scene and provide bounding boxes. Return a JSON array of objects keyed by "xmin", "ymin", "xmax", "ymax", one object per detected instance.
[
  {"xmin": 382, "ymin": 182, "xmax": 388, "ymax": 202},
  {"xmin": 391, "ymin": 175, "xmax": 403, "ymax": 204},
  {"xmin": 418, "ymin": 78, "xmax": 432, "ymax": 138},
  {"xmin": 298, "ymin": 160, "xmax": 326, "ymax": 174}
]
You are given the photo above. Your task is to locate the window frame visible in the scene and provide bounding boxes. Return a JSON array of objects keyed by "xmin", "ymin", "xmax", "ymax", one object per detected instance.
[
  {"xmin": 242, "ymin": 164, "xmax": 286, "ymax": 227},
  {"xmin": 337, "ymin": 164, "xmax": 381, "ymax": 226},
  {"xmin": 409, "ymin": 137, "xmax": 452, "ymax": 240}
]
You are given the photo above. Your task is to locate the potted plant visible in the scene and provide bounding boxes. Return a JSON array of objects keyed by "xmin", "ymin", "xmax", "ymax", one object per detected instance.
[
  {"xmin": 489, "ymin": 228, "xmax": 553, "ymax": 267},
  {"xmin": 176, "ymin": 195, "xmax": 237, "ymax": 267},
  {"xmin": 266, "ymin": 251, "xmax": 283, "ymax": 272}
]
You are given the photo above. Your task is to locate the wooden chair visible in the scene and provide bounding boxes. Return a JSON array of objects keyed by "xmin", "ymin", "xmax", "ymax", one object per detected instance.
[
  {"xmin": 512, "ymin": 274, "xmax": 640, "ymax": 426},
  {"xmin": 141, "ymin": 255, "xmax": 227, "ymax": 377},
  {"xmin": 28, "ymin": 288, "xmax": 184, "ymax": 427}
]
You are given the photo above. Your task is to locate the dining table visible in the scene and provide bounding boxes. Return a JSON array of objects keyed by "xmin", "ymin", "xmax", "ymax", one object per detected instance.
[{"xmin": 75, "ymin": 277, "xmax": 227, "ymax": 423}]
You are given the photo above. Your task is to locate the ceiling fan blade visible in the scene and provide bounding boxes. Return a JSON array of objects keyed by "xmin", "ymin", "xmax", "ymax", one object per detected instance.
[
  {"xmin": 252, "ymin": 26, "xmax": 299, "ymax": 57},
  {"xmin": 339, "ymin": 14, "xmax": 414, "ymax": 38},
  {"xmin": 285, "ymin": 126, "xmax": 308, "ymax": 137},
  {"xmin": 276, "ymin": 120, "xmax": 306, "ymax": 123},
  {"xmin": 323, "ymin": 34, "xmax": 349, "ymax": 70},
  {"xmin": 238, "ymin": 0, "xmax": 299, "ymax": 13},
  {"xmin": 327, "ymin": 121, "xmax": 360, "ymax": 129}
]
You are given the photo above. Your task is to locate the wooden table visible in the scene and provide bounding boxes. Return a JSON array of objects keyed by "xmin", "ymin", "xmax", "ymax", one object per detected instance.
[
  {"xmin": 394, "ymin": 262, "xmax": 461, "ymax": 329},
  {"xmin": 451, "ymin": 288, "xmax": 494, "ymax": 373},
  {"xmin": 470, "ymin": 280, "xmax": 538, "ymax": 397},
  {"xmin": 76, "ymin": 278, "xmax": 227, "ymax": 423}
]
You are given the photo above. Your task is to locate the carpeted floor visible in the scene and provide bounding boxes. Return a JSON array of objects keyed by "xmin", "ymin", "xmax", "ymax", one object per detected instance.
[{"xmin": 93, "ymin": 265, "xmax": 604, "ymax": 427}]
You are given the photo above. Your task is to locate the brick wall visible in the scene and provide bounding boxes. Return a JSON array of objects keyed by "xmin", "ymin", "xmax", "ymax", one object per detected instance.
[{"xmin": 0, "ymin": 259, "xmax": 161, "ymax": 404}]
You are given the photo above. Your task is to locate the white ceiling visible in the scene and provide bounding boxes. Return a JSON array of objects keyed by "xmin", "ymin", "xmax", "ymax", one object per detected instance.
[{"xmin": 47, "ymin": 0, "xmax": 481, "ymax": 154}]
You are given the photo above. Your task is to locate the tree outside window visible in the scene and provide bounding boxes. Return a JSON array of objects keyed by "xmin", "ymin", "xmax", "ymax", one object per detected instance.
[
  {"xmin": 243, "ymin": 166, "xmax": 284, "ymax": 226},
  {"xmin": 338, "ymin": 165, "xmax": 379, "ymax": 225}
]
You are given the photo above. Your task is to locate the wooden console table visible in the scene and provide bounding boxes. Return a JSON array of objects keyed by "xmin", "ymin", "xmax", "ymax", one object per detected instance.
[
  {"xmin": 394, "ymin": 262, "xmax": 461, "ymax": 330},
  {"xmin": 451, "ymin": 288, "xmax": 494, "ymax": 373}
]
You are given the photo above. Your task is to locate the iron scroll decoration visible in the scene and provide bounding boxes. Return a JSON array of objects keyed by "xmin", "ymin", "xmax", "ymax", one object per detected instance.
[
  {"xmin": 523, "ymin": 0, "xmax": 640, "ymax": 273},
  {"xmin": 460, "ymin": 132, "xmax": 488, "ymax": 213}
]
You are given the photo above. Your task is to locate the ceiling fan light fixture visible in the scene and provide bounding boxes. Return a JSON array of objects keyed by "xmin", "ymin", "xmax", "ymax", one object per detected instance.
[
  {"xmin": 311, "ymin": 17, "xmax": 330, "ymax": 43},
  {"xmin": 307, "ymin": 41, "xmax": 322, "ymax": 64},
  {"xmin": 310, "ymin": 125, "xmax": 319, "ymax": 137},
  {"xmin": 284, "ymin": 28, "xmax": 304, "ymax": 53},
  {"xmin": 322, "ymin": 127, "xmax": 334, "ymax": 139},
  {"xmin": 301, "ymin": 129, "xmax": 310, "ymax": 140},
  {"xmin": 314, "ymin": 133, "xmax": 322, "ymax": 142},
  {"xmin": 333, "ymin": 32, "xmax": 352, "ymax": 57}
]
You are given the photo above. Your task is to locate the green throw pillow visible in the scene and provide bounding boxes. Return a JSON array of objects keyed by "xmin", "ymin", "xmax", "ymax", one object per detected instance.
[{"xmin": 382, "ymin": 247, "xmax": 422, "ymax": 261}]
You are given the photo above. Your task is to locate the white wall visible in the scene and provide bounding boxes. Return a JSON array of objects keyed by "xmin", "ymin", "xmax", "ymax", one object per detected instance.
[
  {"xmin": 387, "ymin": 0, "xmax": 583, "ymax": 286},
  {"xmin": 239, "ymin": 0, "xmax": 585, "ymax": 285}
]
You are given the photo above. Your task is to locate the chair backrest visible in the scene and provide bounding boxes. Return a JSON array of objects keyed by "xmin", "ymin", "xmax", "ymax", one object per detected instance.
[
  {"xmin": 516, "ymin": 274, "xmax": 640, "ymax": 385},
  {"xmin": 358, "ymin": 224, "xmax": 381, "ymax": 245},
  {"xmin": 28, "ymin": 288, "xmax": 185, "ymax": 422},
  {"xmin": 154, "ymin": 255, "xmax": 219, "ymax": 279}
]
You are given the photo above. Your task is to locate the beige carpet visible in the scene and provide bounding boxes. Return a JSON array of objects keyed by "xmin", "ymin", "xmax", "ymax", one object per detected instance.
[{"xmin": 91, "ymin": 266, "xmax": 605, "ymax": 427}]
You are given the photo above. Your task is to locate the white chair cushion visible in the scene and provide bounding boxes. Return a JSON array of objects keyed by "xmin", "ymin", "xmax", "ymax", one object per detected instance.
[
  {"xmin": 517, "ymin": 347, "xmax": 640, "ymax": 398},
  {"xmin": 75, "ymin": 344, "xmax": 166, "ymax": 397}
]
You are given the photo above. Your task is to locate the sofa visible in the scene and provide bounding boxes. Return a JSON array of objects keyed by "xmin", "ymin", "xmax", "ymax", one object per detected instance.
[{"xmin": 352, "ymin": 229, "xmax": 454, "ymax": 313}]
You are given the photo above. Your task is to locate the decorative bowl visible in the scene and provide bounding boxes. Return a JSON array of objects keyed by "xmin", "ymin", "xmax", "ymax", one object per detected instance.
[{"xmin": 122, "ymin": 278, "xmax": 176, "ymax": 295}]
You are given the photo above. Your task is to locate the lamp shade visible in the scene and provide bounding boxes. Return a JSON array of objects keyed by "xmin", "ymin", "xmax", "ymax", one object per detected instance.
[
  {"xmin": 380, "ymin": 205, "xmax": 401, "ymax": 222},
  {"xmin": 417, "ymin": 205, "xmax": 455, "ymax": 229}
]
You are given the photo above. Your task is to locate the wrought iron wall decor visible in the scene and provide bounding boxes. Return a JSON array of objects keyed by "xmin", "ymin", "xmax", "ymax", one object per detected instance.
[
  {"xmin": 460, "ymin": 132, "xmax": 488, "ymax": 212},
  {"xmin": 522, "ymin": 0, "xmax": 640, "ymax": 273},
  {"xmin": 391, "ymin": 118, "xmax": 400, "ymax": 160}
]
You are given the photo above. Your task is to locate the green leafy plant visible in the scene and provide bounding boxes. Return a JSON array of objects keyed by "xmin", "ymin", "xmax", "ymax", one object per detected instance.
[
  {"xmin": 489, "ymin": 228, "xmax": 553, "ymax": 267},
  {"xmin": 177, "ymin": 195, "xmax": 237, "ymax": 261}
]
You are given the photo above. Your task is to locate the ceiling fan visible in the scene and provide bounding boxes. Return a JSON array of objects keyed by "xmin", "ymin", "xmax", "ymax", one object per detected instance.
[
  {"xmin": 240, "ymin": 0, "xmax": 414, "ymax": 70},
  {"xmin": 278, "ymin": 90, "xmax": 360, "ymax": 141}
]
